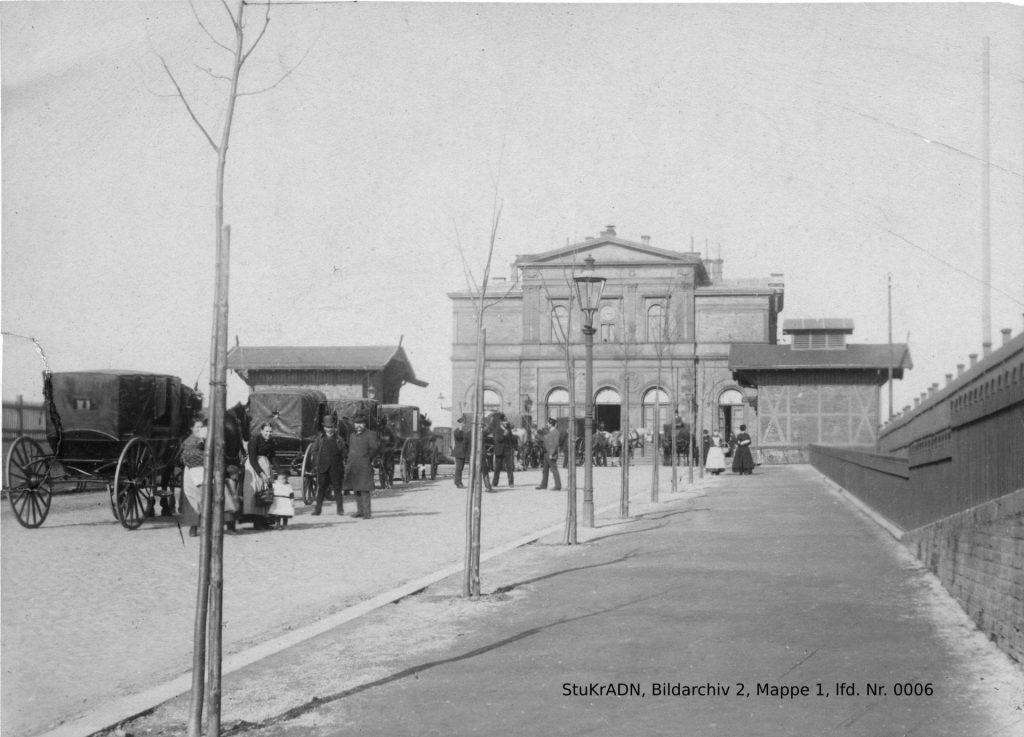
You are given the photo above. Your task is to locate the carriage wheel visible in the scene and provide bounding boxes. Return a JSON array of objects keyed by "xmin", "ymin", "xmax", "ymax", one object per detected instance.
[
  {"xmin": 5, "ymin": 436, "xmax": 54, "ymax": 529},
  {"xmin": 301, "ymin": 444, "xmax": 317, "ymax": 505},
  {"xmin": 114, "ymin": 438, "xmax": 156, "ymax": 530}
]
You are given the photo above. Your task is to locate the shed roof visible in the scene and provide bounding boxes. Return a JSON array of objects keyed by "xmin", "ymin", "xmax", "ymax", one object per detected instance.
[
  {"xmin": 226, "ymin": 345, "xmax": 427, "ymax": 387},
  {"xmin": 729, "ymin": 343, "xmax": 913, "ymax": 384}
]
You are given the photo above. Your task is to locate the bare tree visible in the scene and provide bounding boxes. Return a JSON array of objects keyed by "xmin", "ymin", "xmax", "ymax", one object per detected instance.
[
  {"xmin": 156, "ymin": 2, "xmax": 307, "ymax": 733},
  {"xmin": 614, "ymin": 299, "xmax": 640, "ymax": 518},
  {"xmin": 537, "ymin": 264, "xmax": 583, "ymax": 544},
  {"xmin": 451, "ymin": 197, "xmax": 516, "ymax": 597}
]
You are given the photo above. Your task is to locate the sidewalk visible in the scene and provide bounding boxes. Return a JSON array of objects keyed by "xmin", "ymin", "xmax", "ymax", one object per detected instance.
[{"xmin": 102, "ymin": 465, "xmax": 1024, "ymax": 737}]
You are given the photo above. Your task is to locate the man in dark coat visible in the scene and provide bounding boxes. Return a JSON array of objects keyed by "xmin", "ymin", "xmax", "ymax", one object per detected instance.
[
  {"xmin": 535, "ymin": 417, "xmax": 562, "ymax": 490},
  {"xmin": 344, "ymin": 413, "xmax": 381, "ymax": 519},
  {"xmin": 490, "ymin": 414, "xmax": 514, "ymax": 488},
  {"xmin": 452, "ymin": 415, "xmax": 470, "ymax": 488},
  {"xmin": 310, "ymin": 414, "xmax": 347, "ymax": 516}
]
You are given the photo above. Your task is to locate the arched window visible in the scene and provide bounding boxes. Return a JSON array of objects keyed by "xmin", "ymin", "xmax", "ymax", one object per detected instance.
[
  {"xmin": 483, "ymin": 389, "xmax": 502, "ymax": 413},
  {"xmin": 546, "ymin": 388, "xmax": 570, "ymax": 421},
  {"xmin": 647, "ymin": 304, "xmax": 665, "ymax": 341},
  {"xmin": 719, "ymin": 389, "xmax": 744, "ymax": 406},
  {"xmin": 595, "ymin": 388, "xmax": 621, "ymax": 405},
  {"xmin": 641, "ymin": 387, "xmax": 670, "ymax": 430},
  {"xmin": 551, "ymin": 305, "xmax": 569, "ymax": 343}
]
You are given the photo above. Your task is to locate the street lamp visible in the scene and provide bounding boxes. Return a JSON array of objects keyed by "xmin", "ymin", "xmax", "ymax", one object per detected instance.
[{"xmin": 573, "ymin": 255, "xmax": 606, "ymax": 528}]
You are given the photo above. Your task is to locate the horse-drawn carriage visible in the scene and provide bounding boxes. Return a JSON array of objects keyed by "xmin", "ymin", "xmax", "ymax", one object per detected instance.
[
  {"xmin": 4, "ymin": 371, "xmax": 200, "ymax": 529},
  {"xmin": 380, "ymin": 404, "xmax": 440, "ymax": 482},
  {"xmin": 553, "ymin": 417, "xmax": 611, "ymax": 466}
]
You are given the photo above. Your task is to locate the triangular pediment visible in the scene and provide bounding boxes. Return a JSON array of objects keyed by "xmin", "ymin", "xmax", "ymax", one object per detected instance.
[{"xmin": 516, "ymin": 238, "xmax": 698, "ymax": 267}]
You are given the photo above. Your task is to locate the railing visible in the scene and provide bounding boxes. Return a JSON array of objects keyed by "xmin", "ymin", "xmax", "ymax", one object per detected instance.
[{"xmin": 810, "ymin": 331, "xmax": 1024, "ymax": 531}]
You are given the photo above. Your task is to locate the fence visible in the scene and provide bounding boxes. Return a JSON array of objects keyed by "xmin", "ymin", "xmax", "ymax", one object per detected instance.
[
  {"xmin": 808, "ymin": 331, "xmax": 1024, "ymax": 664},
  {"xmin": 3, "ymin": 396, "xmax": 47, "ymax": 443}
]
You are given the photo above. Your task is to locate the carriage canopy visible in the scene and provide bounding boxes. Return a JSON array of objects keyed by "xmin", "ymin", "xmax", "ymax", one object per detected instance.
[
  {"xmin": 248, "ymin": 389, "xmax": 326, "ymax": 442},
  {"xmin": 45, "ymin": 371, "xmax": 195, "ymax": 446}
]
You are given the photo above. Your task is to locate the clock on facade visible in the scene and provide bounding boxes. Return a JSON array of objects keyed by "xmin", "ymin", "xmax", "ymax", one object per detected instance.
[{"xmin": 599, "ymin": 305, "xmax": 616, "ymax": 321}]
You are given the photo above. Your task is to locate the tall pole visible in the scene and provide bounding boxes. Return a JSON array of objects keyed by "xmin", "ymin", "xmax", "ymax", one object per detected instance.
[
  {"xmin": 887, "ymin": 272, "xmax": 894, "ymax": 420},
  {"xmin": 583, "ymin": 320, "xmax": 595, "ymax": 527},
  {"xmin": 981, "ymin": 36, "xmax": 992, "ymax": 355}
]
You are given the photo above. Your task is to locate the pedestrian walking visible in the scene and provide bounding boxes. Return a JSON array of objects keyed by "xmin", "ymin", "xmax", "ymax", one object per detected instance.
[
  {"xmin": 452, "ymin": 415, "xmax": 470, "ymax": 488},
  {"xmin": 491, "ymin": 414, "xmax": 515, "ymax": 487},
  {"xmin": 269, "ymin": 471, "xmax": 295, "ymax": 528},
  {"xmin": 535, "ymin": 417, "xmax": 562, "ymax": 490},
  {"xmin": 731, "ymin": 424, "xmax": 756, "ymax": 475},
  {"xmin": 245, "ymin": 421, "xmax": 277, "ymax": 529},
  {"xmin": 310, "ymin": 415, "xmax": 347, "ymax": 516},
  {"xmin": 344, "ymin": 413, "xmax": 380, "ymax": 518},
  {"xmin": 705, "ymin": 431, "xmax": 726, "ymax": 475}
]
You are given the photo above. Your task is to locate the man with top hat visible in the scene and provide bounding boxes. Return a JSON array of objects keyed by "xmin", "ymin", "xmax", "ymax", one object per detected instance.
[
  {"xmin": 535, "ymin": 416, "xmax": 563, "ymax": 490},
  {"xmin": 310, "ymin": 414, "xmax": 347, "ymax": 516},
  {"xmin": 343, "ymin": 413, "xmax": 381, "ymax": 518},
  {"xmin": 452, "ymin": 415, "xmax": 470, "ymax": 488}
]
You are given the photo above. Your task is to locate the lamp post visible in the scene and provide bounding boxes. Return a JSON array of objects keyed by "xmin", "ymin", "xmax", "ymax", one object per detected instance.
[{"xmin": 574, "ymin": 255, "xmax": 606, "ymax": 528}]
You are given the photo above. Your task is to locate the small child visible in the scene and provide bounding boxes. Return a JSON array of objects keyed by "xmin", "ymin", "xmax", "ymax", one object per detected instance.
[{"xmin": 269, "ymin": 472, "xmax": 295, "ymax": 529}]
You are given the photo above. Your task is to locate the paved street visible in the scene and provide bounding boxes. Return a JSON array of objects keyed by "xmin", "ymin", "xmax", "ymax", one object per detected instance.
[
  {"xmin": 110, "ymin": 465, "xmax": 1024, "ymax": 737},
  {"xmin": 1, "ymin": 462, "xmax": 670, "ymax": 737}
]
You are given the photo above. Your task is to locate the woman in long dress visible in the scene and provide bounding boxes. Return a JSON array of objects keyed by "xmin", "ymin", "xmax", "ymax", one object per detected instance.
[
  {"xmin": 731, "ymin": 424, "xmax": 756, "ymax": 475},
  {"xmin": 179, "ymin": 416, "xmax": 207, "ymax": 537},
  {"xmin": 244, "ymin": 421, "xmax": 277, "ymax": 528},
  {"xmin": 705, "ymin": 432, "xmax": 727, "ymax": 475}
]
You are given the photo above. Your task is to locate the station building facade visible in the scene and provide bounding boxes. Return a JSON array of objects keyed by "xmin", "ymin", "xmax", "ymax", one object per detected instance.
[{"xmin": 448, "ymin": 226, "xmax": 785, "ymax": 443}]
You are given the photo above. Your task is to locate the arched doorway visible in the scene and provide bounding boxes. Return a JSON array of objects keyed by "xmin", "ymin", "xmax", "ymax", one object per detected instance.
[
  {"xmin": 483, "ymin": 389, "xmax": 502, "ymax": 414},
  {"xmin": 594, "ymin": 388, "xmax": 621, "ymax": 432},
  {"xmin": 641, "ymin": 387, "xmax": 670, "ymax": 432},
  {"xmin": 718, "ymin": 388, "xmax": 745, "ymax": 440},
  {"xmin": 545, "ymin": 388, "xmax": 570, "ymax": 422}
]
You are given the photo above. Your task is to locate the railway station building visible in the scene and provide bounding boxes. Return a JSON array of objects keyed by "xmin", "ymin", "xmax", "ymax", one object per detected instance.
[{"xmin": 448, "ymin": 225, "xmax": 785, "ymax": 446}]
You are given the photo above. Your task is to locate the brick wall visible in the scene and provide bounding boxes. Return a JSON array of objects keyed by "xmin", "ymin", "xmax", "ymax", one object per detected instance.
[{"xmin": 902, "ymin": 488, "xmax": 1024, "ymax": 665}]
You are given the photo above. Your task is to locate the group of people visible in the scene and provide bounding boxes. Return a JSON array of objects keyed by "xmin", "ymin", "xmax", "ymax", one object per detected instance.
[
  {"xmin": 451, "ymin": 414, "xmax": 566, "ymax": 491},
  {"xmin": 701, "ymin": 425, "xmax": 756, "ymax": 475},
  {"xmin": 177, "ymin": 411, "xmax": 383, "ymax": 538}
]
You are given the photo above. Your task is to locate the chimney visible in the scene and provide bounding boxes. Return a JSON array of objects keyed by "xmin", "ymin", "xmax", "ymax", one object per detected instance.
[
  {"xmin": 641, "ymin": 235, "xmax": 650, "ymax": 245},
  {"xmin": 945, "ymin": 373, "xmax": 953, "ymax": 385},
  {"xmin": 983, "ymin": 341, "xmax": 992, "ymax": 357},
  {"xmin": 712, "ymin": 258, "xmax": 724, "ymax": 282},
  {"xmin": 969, "ymin": 353, "xmax": 978, "ymax": 367},
  {"xmin": 929, "ymin": 382, "xmax": 939, "ymax": 394},
  {"xmin": 1001, "ymin": 327, "xmax": 1012, "ymax": 346},
  {"xmin": 914, "ymin": 397, "xmax": 921, "ymax": 407},
  {"xmin": 903, "ymin": 405, "xmax": 912, "ymax": 413},
  {"xmin": 957, "ymin": 363, "xmax": 965, "ymax": 376},
  {"xmin": 702, "ymin": 258, "xmax": 715, "ymax": 283},
  {"xmin": 602, "ymin": 224, "xmax": 616, "ymax": 237}
]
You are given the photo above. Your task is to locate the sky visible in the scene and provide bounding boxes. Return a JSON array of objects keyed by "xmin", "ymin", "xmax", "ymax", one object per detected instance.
[{"xmin": 3, "ymin": 1, "xmax": 1023, "ymax": 427}]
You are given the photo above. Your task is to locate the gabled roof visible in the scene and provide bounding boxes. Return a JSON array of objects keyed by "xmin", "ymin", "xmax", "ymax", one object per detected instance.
[
  {"xmin": 729, "ymin": 343, "xmax": 913, "ymax": 383},
  {"xmin": 227, "ymin": 345, "xmax": 427, "ymax": 387},
  {"xmin": 514, "ymin": 234, "xmax": 710, "ymax": 284}
]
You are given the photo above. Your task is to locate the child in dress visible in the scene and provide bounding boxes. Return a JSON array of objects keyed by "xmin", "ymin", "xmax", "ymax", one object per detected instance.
[{"xmin": 269, "ymin": 472, "xmax": 295, "ymax": 529}]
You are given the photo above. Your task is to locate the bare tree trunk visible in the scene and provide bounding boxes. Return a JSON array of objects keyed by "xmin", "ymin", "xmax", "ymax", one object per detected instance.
[
  {"xmin": 205, "ymin": 226, "xmax": 230, "ymax": 736},
  {"xmin": 619, "ymin": 372, "xmax": 630, "ymax": 518},
  {"xmin": 463, "ymin": 329, "xmax": 486, "ymax": 598}
]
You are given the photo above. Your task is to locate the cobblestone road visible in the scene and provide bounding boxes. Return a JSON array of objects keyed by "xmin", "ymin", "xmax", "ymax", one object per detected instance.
[{"xmin": 1, "ymin": 463, "xmax": 674, "ymax": 737}]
